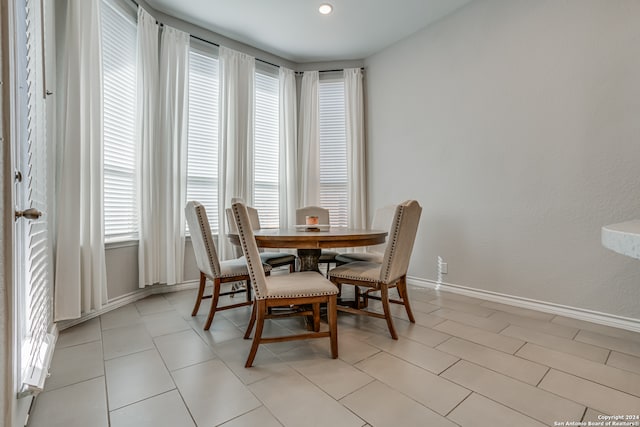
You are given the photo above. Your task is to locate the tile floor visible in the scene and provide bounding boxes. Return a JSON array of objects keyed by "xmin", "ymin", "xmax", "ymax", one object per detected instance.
[{"xmin": 28, "ymin": 282, "xmax": 640, "ymax": 427}]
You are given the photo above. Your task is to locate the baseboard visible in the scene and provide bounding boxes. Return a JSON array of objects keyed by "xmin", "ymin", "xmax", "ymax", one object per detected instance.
[
  {"xmin": 56, "ymin": 280, "xmax": 199, "ymax": 331},
  {"xmin": 407, "ymin": 276, "xmax": 640, "ymax": 333}
]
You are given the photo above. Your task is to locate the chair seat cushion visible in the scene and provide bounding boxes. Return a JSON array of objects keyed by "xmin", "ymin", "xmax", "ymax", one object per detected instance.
[
  {"xmin": 259, "ymin": 252, "xmax": 296, "ymax": 266},
  {"xmin": 219, "ymin": 257, "xmax": 271, "ymax": 279},
  {"xmin": 329, "ymin": 261, "xmax": 381, "ymax": 286},
  {"xmin": 319, "ymin": 250, "xmax": 339, "ymax": 262},
  {"xmin": 265, "ymin": 271, "xmax": 338, "ymax": 299},
  {"xmin": 335, "ymin": 252, "xmax": 383, "ymax": 264}
]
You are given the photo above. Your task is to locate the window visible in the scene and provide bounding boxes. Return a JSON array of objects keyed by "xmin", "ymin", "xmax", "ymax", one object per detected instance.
[
  {"xmin": 186, "ymin": 47, "xmax": 219, "ymax": 232},
  {"xmin": 319, "ymin": 79, "xmax": 348, "ymax": 227},
  {"xmin": 101, "ymin": 0, "xmax": 138, "ymax": 240},
  {"xmin": 253, "ymin": 69, "xmax": 280, "ymax": 228}
]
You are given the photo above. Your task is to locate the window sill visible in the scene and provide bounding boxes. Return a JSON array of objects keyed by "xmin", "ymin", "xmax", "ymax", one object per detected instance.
[{"xmin": 105, "ymin": 239, "xmax": 138, "ymax": 250}]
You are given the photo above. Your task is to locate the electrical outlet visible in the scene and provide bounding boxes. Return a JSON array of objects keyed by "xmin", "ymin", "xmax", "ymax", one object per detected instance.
[{"xmin": 441, "ymin": 262, "xmax": 448, "ymax": 274}]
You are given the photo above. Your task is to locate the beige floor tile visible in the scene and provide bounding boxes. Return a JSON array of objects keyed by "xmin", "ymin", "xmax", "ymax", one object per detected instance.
[
  {"xmin": 574, "ymin": 329, "xmax": 640, "ymax": 357},
  {"xmin": 135, "ymin": 294, "xmax": 174, "ymax": 315},
  {"xmin": 397, "ymin": 322, "xmax": 451, "ymax": 347},
  {"xmin": 100, "ymin": 304, "xmax": 143, "ymax": 331},
  {"xmin": 552, "ymin": 316, "xmax": 640, "ymax": 343},
  {"xmin": 441, "ymin": 360, "xmax": 584, "ymax": 425},
  {"xmin": 366, "ymin": 334, "xmax": 459, "ymax": 374},
  {"xmin": 220, "ymin": 406, "xmax": 283, "ymax": 427},
  {"xmin": 516, "ymin": 343, "xmax": 640, "ymax": 397},
  {"xmin": 214, "ymin": 337, "xmax": 289, "ymax": 385},
  {"xmin": 28, "ymin": 377, "xmax": 108, "ymax": 427},
  {"xmin": 109, "ymin": 390, "xmax": 195, "ymax": 427},
  {"xmin": 479, "ymin": 301, "xmax": 555, "ymax": 321},
  {"xmin": 430, "ymin": 291, "xmax": 486, "ymax": 305},
  {"xmin": 341, "ymin": 380, "xmax": 457, "ymax": 427},
  {"xmin": 607, "ymin": 351, "xmax": 640, "ymax": 375},
  {"xmin": 434, "ymin": 320, "xmax": 525, "ymax": 354},
  {"xmin": 355, "ymin": 352, "xmax": 470, "ymax": 415},
  {"xmin": 289, "ymin": 357, "xmax": 374, "ymax": 399},
  {"xmin": 489, "ymin": 311, "xmax": 579, "ymax": 338},
  {"xmin": 539, "ymin": 369, "xmax": 640, "ymax": 416},
  {"xmin": 105, "ymin": 349, "xmax": 175, "ymax": 410},
  {"xmin": 56, "ymin": 318, "xmax": 102, "ymax": 348},
  {"xmin": 188, "ymin": 315, "xmax": 245, "ymax": 345},
  {"xmin": 154, "ymin": 329, "xmax": 216, "ymax": 371},
  {"xmin": 431, "ymin": 308, "xmax": 509, "ymax": 333},
  {"xmin": 437, "ymin": 337, "xmax": 547, "ymax": 385},
  {"xmin": 172, "ymin": 359, "xmax": 261, "ymax": 426},
  {"xmin": 163, "ymin": 288, "xmax": 197, "ymax": 306},
  {"xmin": 429, "ymin": 298, "xmax": 496, "ymax": 317},
  {"xmin": 142, "ymin": 310, "xmax": 191, "ymax": 337},
  {"xmin": 409, "ymin": 299, "xmax": 441, "ymax": 314},
  {"xmin": 249, "ymin": 369, "xmax": 364, "ymax": 427},
  {"xmin": 447, "ymin": 393, "xmax": 547, "ymax": 427},
  {"xmin": 582, "ymin": 408, "xmax": 609, "ymax": 421},
  {"xmin": 500, "ymin": 325, "xmax": 609, "ymax": 363},
  {"xmin": 45, "ymin": 341, "xmax": 104, "ymax": 391},
  {"xmin": 102, "ymin": 323, "xmax": 155, "ymax": 360},
  {"xmin": 410, "ymin": 310, "xmax": 448, "ymax": 328},
  {"xmin": 334, "ymin": 331, "xmax": 381, "ymax": 364}
]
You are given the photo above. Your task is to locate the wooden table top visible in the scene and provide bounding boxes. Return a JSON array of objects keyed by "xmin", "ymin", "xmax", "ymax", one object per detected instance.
[{"xmin": 227, "ymin": 228, "xmax": 387, "ymax": 249}]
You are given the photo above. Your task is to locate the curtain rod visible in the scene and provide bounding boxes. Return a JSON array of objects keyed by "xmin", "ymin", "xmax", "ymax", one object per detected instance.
[{"xmin": 128, "ymin": 0, "xmax": 361, "ymax": 73}]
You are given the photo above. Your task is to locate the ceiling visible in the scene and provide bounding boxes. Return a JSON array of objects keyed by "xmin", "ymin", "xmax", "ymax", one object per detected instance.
[{"xmin": 144, "ymin": 0, "xmax": 472, "ymax": 63}]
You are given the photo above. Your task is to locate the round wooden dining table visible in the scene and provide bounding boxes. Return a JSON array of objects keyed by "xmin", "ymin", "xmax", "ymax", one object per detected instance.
[{"xmin": 227, "ymin": 227, "xmax": 387, "ymax": 272}]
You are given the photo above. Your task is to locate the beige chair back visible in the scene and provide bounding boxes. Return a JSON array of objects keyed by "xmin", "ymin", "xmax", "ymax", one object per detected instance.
[
  {"xmin": 227, "ymin": 206, "xmax": 263, "ymax": 257},
  {"xmin": 296, "ymin": 206, "xmax": 330, "ymax": 225},
  {"xmin": 380, "ymin": 200, "xmax": 422, "ymax": 284},
  {"xmin": 231, "ymin": 202, "xmax": 269, "ymax": 299},
  {"xmin": 370, "ymin": 205, "xmax": 396, "ymax": 255},
  {"xmin": 185, "ymin": 201, "xmax": 222, "ymax": 279}
]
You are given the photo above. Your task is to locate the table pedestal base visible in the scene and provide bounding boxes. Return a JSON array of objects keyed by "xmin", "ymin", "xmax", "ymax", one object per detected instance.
[{"xmin": 297, "ymin": 249, "xmax": 321, "ymax": 272}]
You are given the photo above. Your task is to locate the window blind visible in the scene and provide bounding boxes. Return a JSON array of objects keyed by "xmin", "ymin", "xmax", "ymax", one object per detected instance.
[
  {"xmin": 319, "ymin": 80, "xmax": 348, "ymax": 227},
  {"xmin": 101, "ymin": 0, "xmax": 138, "ymax": 240},
  {"xmin": 254, "ymin": 71, "xmax": 279, "ymax": 228},
  {"xmin": 187, "ymin": 48, "xmax": 219, "ymax": 232}
]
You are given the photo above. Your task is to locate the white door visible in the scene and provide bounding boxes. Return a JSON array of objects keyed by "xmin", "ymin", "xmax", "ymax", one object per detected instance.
[{"xmin": 13, "ymin": 0, "xmax": 53, "ymax": 403}]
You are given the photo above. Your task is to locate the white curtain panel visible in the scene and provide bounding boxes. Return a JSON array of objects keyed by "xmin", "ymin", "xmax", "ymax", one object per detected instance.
[
  {"xmin": 345, "ymin": 68, "xmax": 367, "ymax": 229},
  {"xmin": 278, "ymin": 68, "xmax": 298, "ymax": 228},
  {"xmin": 297, "ymin": 71, "xmax": 320, "ymax": 207},
  {"xmin": 54, "ymin": 0, "xmax": 108, "ymax": 320},
  {"xmin": 136, "ymin": 8, "xmax": 160, "ymax": 287},
  {"xmin": 158, "ymin": 26, "xmax": 190, "ymax": 285},
  {"xmin": 218, "ymin": 46, "xmax": 255, "ymax": 259}
]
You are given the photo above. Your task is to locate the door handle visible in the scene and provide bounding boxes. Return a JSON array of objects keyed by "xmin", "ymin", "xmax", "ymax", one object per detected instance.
[{"xmin": 15, "ymin": 208, "xmax": 43, "ymax": 221}]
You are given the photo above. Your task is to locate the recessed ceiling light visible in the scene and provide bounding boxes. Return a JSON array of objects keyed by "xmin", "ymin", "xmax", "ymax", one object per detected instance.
[{"xmin": 319, "ymin": 3, "xmax": 333, "ymax": 15}]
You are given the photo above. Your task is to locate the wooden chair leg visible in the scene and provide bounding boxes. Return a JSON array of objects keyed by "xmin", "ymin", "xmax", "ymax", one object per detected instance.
[
  {"xmin": 245, "ymin": 279, "xmax": 252, "ymax": 302},
  {"xmin": 289, "ymin": 263, "xmax": 295, "ymax": 273},
  {"xmin": 381, "ymin": 284, "xmax": 398, "ymax": 340},
  {"xmin": 328, "ymin": 295, "xmax": 338, "ymax": 359},
  {"xmin": 313, "ymin": 303, "xmax": 321, "ymax": 332},
  {"xmin": 204, "ymin": 278, "xmax": 222, "ymax": 330},
  {"xmin": 191, "ymin": 272, "xmax": 206, "ymax": 316},
  {"xmin": 245, "ymin": 300, "xmax": 266, "ymax": 368},
  {"xmin": 244, "ymin": 299, "xmax": 257, "ymax": 339},
  {"xmin": 397, "ymin": 276, "xmax": 415, "ymax": 323}
]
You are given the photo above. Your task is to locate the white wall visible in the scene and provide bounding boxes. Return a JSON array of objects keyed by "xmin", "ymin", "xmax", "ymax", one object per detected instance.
[{"xmin": 365, "ymin": 0, "xmax": 640, "ymax": 319}]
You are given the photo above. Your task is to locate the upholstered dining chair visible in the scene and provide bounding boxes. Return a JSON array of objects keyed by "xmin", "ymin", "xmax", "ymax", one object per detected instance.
[
  {"xmin": 226, "ymin": 207, "xmax": 297, "ymax": 272},
  {"xmin": 329, "ymin": 200, "xmax": 422, "ymax": 339},
  {"xmin": 185, "ymin": 201, "xmax": 272, "ymax": 331},
  {"xmin": 296, "ymin": 206, "xmax": 339, "ymax": 275},
  {"xmin": 232, "ymin": 202, "xmax": 339, "ymax": 368},
  {"xmin": 335, "ymin": 204, "xmax": 396, "ymax": 265}
]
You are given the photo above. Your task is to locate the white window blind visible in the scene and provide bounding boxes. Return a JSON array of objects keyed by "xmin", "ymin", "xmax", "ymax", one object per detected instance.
[
  {"xmin": 101, "ymin": 0, "xmax": 138, "ymax": 240},
  {"xmin": 319, "ymin": 79, "xmax": 348, "ymax": 227},
  {"xmin": 254, "ymin": 70, "xmax": 279, "ymax": 228},
  {"xmin": 187, "ymin": 48, "xmax": 219, "ymax": 232}
]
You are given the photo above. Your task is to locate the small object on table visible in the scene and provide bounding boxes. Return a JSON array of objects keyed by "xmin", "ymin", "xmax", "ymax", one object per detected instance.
[{"xmin": 305, "ymin": 215, "xmax": 320, "ymax": 231}]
